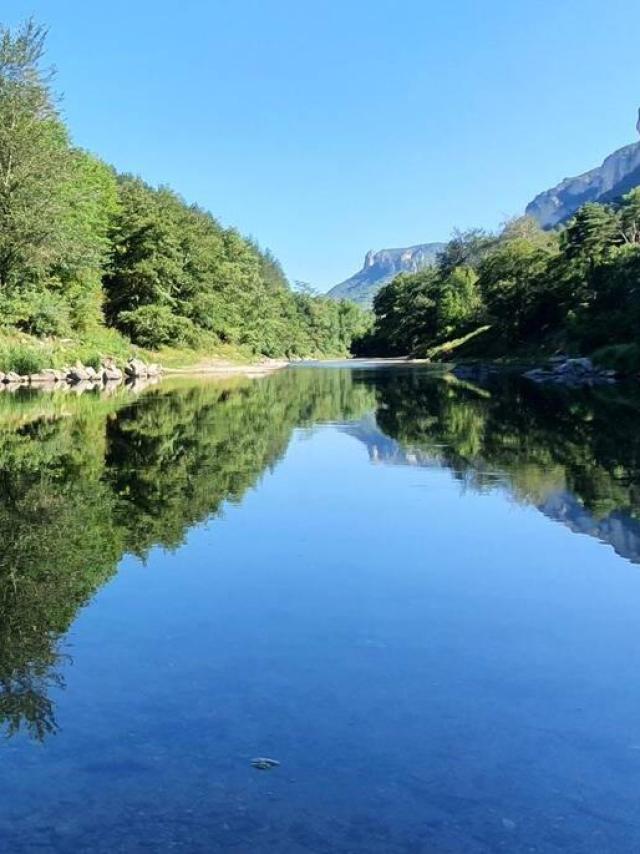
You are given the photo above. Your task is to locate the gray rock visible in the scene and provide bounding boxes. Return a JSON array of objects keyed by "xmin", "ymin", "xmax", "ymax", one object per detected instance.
[
  {"xmin": 523, "ymin": 357, "xmax": 616, "ymax": 386},
  {"xmin": 5, "ymin": 372, "xmax": 22, "ymax": 384},
  {"xmin": 29, "ymin": 373, "xmax": 58, "ymax": 384},
  {"xmin": 566, "ymin": 357, "xmax": 593, "ymax": 373},
  {"xmin": 125, "ymin": 358, "xmax": 148, "ymax": 378},
  {"xmin": 102, "ymin": 365, "xmax": 123, "ymax": 382},
  {"xmin": 68, "ymin": 365, "xmax": 90, "ymax": 383}
]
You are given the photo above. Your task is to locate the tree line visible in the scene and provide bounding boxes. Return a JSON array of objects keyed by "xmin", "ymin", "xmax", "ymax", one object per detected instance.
[
  {"xmin": 0, "ymin": 20, "xmax": 370, "ymax": 359},
  {"xmin": 360, "ymin": 190, "xmax": 640, "ymax": 371}
]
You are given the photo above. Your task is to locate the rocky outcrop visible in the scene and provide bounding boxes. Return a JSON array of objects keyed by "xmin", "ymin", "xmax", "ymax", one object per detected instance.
[
  {"xmin": 327, "ymin": 243, "xmax": 445, "ymax": 307},
  {"xmin": 526, "ymin": 110, "xmax": 640, "ymax": 228},
  {"xmin": 523, "ymin": 357, "xmax": 616, "ymax": 386},
  {"xmin": 0, "ymin": 359, "xmax": 162, "ymax": 391},
  {"xmin": 67, "ymin": 364, "xmax": 91, "ymax": 383},
  {"xmin": 124, "ymin": 358, "xmax": 149, "ymax": 379}
]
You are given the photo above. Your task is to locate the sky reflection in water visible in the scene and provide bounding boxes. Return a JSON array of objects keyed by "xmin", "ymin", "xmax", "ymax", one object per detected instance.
[{"xmin": 0, "ymin": 367, "xmax": 639, "ymax": 852}]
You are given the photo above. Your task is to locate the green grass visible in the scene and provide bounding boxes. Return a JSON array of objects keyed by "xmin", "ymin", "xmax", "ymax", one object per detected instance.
[
  {"xmin": 421, "ymin": 325, "xmax": 492, "ymax": 361},
  {"xmin": 0, "ymin": 326, "xmax": 264, "ymax": 374}
]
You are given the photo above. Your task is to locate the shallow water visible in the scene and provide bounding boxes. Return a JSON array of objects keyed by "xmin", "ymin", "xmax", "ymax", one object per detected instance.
[{"xmin": 1, "ymin": 366, "xmax": 640, "ymax": 852}]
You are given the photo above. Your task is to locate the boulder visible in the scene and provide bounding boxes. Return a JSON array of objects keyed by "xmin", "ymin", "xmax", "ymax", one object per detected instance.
[
  {"xmin": 67, "ymin": 365, "xmax": 90, "ymax": 383},
  {"xmin": 523, "ymin": 357, "xmax": 617, "ymax": 386},
  {"xmin": 102, "ymin": 365, "xmax": 123, "ymax": 382},
  {"xmin": 29, "ymin": 373, "xmax": 58, "ymax": 384},
  {"xmin": 84, "ymin": 366, "xmax": 99, "ymax": 380},
  {"xmin": 38, "ymin": 368, "xmax": 66, "ymax": 382},
  {"xmin": 5, "ymin": 372, "xmax": 21, "ymax": 384},
  {"xmin": 566, "ymin": 357, "xmax": 593, "ymax": 373},
  {"xmin": 146, "ymin": 363, "xmax": 162, "ymax": 377},
  {"xmin": 124, "ymin": 359, "xmax": 148, "ymax": 378}
]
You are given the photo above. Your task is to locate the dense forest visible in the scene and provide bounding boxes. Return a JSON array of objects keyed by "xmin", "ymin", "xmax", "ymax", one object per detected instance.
[
  {"xmin": 360, "ymin": 196, "xmax": 640, "ymax": 373},
  {"xmin": 0, "ymin": 20, "xmax": 369, "ymax": 369}
]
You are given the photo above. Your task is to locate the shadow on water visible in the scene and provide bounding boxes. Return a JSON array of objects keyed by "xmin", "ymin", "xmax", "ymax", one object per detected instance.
[{"xmin": 1, "ymin": 365, "xmax": 640, "ymax": 743}]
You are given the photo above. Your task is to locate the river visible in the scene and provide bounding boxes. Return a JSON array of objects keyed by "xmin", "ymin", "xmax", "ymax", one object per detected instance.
[{"xmin": 1, "ymin": 364, "xmax": 639, "ymax": 852}]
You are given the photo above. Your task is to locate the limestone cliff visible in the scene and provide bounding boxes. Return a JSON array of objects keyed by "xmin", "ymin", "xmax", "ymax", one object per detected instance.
[
  {"xmin": 526, "ymin": 110, "xmax": 640, "ymax": 227},
  {"xmin": 327, "ymin": 243, "xmax": 444, "ymax": 307}
]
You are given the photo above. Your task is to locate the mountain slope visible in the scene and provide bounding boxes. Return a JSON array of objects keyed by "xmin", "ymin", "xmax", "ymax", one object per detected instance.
[
  {"xmin": 526, "ymin": 110, "xmax": 640, "ymax": 227},
  {"xmin": 327, "ymin": 243, "xmax": 445, "ymax": 307}
]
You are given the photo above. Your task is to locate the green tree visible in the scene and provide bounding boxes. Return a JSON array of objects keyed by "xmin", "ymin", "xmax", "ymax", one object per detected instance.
[{"xmin": 0, "ymin": 20, "xmax": 72, "ymax": 291}]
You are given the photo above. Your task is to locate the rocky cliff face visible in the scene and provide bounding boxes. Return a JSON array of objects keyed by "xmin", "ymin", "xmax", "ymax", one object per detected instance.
[
  {"xmin": 327, "ymin": 243, "xmax": 445, "ymax": 307},
  {"xmin": 526, "ymin": 110, "xmax": 640, "ymax": 227}
]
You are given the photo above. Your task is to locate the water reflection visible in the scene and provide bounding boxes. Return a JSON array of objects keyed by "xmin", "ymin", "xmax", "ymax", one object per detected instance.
[
  {"xmin": 0, "ymin": 371, "xmax": 375, "ymax": 740},
  {"xmin": 358, "ymin": 370, "xmax": 640, "ymax": 563},
  {"xmin": 1, "ymin": 366, "xmax": 640, "ymax": 742}
]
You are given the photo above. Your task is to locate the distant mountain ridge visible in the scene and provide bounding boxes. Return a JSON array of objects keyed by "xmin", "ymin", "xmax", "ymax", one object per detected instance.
[
  {"xmin": 526, "ymin": 109, "xmax": 640, "ymax": 227},
  {"xmin": 327, "ymin": 243, "xmax": 445, "ymax": 307},
  {"xmin": 329, "ymin": 110, "xmax": 640, "ymax": 306}
]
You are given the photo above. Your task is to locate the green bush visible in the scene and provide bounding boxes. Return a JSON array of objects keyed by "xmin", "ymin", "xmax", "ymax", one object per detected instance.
[
  {"xmin": 592, "ymin": 343, "xmax": 640, "ymax": 376},
  {"xmin": 0, "ymin": 344, "xmax": 47, "ymax": 375},
  {"xmin": 118, "ymin": 305, "xmax": 201, "ymax": 349},
  {"xmin": 80, "ymin": 351, "xmax": 103, "ymax": 371},
  {"xmin": 0, "ymin": 291, "xmax": 71, "ymax": 337}
]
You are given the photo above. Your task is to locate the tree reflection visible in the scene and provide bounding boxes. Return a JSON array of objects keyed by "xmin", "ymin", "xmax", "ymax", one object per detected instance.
[
  {"xmin": 3, "ymin": 367, "xmax": 640, "ymax": 741},
  {"xmin": 0, "ymin": 372, "xmax": 375, "ymax": 740}
]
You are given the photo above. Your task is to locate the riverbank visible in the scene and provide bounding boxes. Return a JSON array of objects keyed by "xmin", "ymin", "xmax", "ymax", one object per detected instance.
[{"xmin": 163, "ymin": 358, "xmax": 289, "ymax": 377}]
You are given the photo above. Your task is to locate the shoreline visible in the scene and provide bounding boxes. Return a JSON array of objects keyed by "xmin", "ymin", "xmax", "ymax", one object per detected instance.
[{"xmin": 162, "ymin": 358, "xmax": 290, "ymax": 378}]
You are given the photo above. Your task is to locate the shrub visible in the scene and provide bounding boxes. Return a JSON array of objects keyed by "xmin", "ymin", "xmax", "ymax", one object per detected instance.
[
  {"xmin": 117, "ymin": 305, "xmax": 200, "ymax": 349},
  {"xmin": 0, "ymin": 291, "xmax": 72, "ymax": 337},
  {"xmin": 80, "ymin": 351, "xmax": 103, "ymax": 371},
  {"xmin": 0, "ymin": 344, "xmax": 47, "ymax": 375}
]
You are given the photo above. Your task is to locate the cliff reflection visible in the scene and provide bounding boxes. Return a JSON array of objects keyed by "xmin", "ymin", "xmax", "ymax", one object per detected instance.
[{"xmin": 352, "ymin": 369, "xmax": 640, "ymax": 562}]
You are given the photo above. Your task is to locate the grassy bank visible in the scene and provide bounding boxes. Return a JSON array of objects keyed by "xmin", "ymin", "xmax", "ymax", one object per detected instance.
[
  {"xmin": 0, "ymin": 329, "xmax": 264, "ymax": 375},
  {"xmin": 0, "ymin": 328, "xmax": 360, "ymax": 377}
]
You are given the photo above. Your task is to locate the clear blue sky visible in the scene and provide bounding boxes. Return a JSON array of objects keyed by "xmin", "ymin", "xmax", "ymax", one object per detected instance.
[{"xmin": 4, "ymin": 1, "xmax": 640, "ymax": 289}]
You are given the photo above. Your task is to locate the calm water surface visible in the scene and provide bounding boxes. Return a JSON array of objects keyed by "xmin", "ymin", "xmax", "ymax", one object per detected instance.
[{"xmin": 1, "ymin": 365, "xmax": 640, "ymax": 852}]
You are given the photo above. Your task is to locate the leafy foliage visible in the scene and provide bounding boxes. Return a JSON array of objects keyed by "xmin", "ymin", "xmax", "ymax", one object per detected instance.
[
  {"xmin": 365, "ymin": 202, "xmax": 640, "ymax": 363},
  {"xmin": 0, "ymin": 20, "xmax": 369, "ymax": 359}
]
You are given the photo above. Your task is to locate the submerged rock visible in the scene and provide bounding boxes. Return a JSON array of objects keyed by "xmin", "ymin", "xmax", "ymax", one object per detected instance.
[{"xmin": 251, "ymin": 757, "xmax": 280, "ymax": 770}]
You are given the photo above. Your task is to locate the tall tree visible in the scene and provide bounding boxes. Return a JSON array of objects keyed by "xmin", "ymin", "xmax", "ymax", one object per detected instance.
[{"xmin": 0, "ymin": 20, "xmax": 71, "ymax": 290}]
